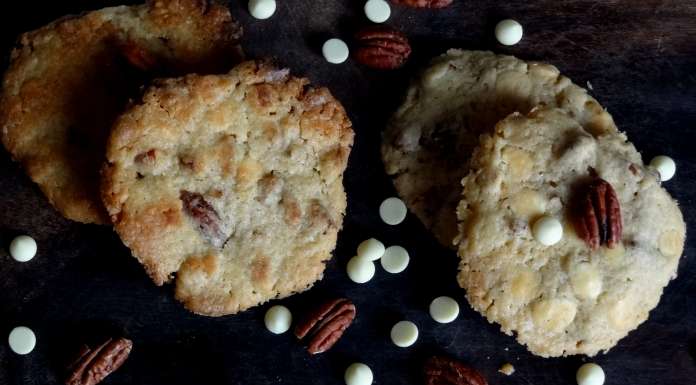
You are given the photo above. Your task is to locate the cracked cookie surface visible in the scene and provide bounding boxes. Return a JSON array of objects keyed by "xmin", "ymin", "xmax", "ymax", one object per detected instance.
[
  {"xmin": 102, "ymin": 61, "xmax": 354, "ymax": 316},
  {"xmin": 456, "ymin": 107, "xmax": 685, "ymax": 357}
]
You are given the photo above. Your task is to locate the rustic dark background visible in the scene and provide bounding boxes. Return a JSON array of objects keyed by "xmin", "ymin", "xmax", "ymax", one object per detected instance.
[{"xmin": 1, "ymin": 1, "xmax": 695, "ymax": 384}]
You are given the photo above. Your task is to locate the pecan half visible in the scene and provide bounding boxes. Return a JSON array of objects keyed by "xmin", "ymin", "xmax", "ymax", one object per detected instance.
[
  {"xmin": 180, "ymin": 190, "xmax": 227, "ymax": 248},
  {"xmin": 354, "ymin": 26, "xmax": 411, "ymax": 70},
  {"xmin": 66, "ymin": 338, "xmax": 132, "ymax": 385},
  {"xmin": 294, "ymin": 298, "xmax": 356, "ymax": 354},
  {"xmin": 424, "ymin": 356, "xmax": 488, "ymax": 385},
  {"xmin": 573, "ymin": 170, "xmax": 622, "ymax": 250},
  {"xmin": 391, "ymin": 0, "xmax": 453, "ymax": 8}
]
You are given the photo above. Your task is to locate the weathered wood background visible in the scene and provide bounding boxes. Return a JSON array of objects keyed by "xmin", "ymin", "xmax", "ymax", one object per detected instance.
[{"xmin": 1, "ymin": 1, "xmax": 695, "ymax": 384}]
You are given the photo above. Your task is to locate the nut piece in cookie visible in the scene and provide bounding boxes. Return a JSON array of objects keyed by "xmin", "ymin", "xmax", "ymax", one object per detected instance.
[
  {"xmin": 0, "ymin": 0, "xmax": 243, "ymax": 224},
  {"xmin": 101, "ymin": 61, "xmax": 354, "ymax": 316}
]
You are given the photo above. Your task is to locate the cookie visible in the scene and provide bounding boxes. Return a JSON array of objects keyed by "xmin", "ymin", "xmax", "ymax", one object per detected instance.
[
  {"xmin": 456, "ymin": 107, "xmax": 685, "ymax": 357},
  {"xmin": 0, "ymin": 0, "xmax": 243, "ymax": 224},
  {"xmin": 101, "ymin": 61, "xmax": 354, "ymax": 316},
  {"xmin": 382, "ymin": 50, "xmax": 617, "ymax": 247}
]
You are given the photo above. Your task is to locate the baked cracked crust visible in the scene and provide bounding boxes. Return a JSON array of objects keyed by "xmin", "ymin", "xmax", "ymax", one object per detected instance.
[
  {"xmin": 456, "ymin": 107, "xmax": 686, "ymax": 357},
  {"xmin": 382, "ymin": 50, "xmax": 617, "ymax": 247},
  {"xmin": 102, "ymin": 61, "xmax": 354, "ymax": 316},
  {"xmin": 0, "ymin": 0, "xmax": 243, "ymax": 224}
]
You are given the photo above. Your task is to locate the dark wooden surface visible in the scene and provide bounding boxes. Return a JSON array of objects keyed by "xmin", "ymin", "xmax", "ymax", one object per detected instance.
[{"xmin": 1, "ymin": 1, "xmax": 695, "ymax": 384}]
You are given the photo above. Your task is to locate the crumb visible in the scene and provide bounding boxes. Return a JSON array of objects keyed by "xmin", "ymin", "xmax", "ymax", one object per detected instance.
[
  {"xmin": 587, "ymin": 81, "xmax": 594, "ymax": 90},
  {"xmin": 504, "ymin": 347, "xmax": 509, "ymax": 351},
  {"xmin": 499, "ymin": 363, "xmax": 515, "ymax": 376}
]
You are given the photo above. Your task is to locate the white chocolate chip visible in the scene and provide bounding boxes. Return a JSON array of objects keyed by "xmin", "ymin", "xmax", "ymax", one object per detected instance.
[
  {"xmin": 248, "ymin": 0, "xmax": 276, "ymax": 20},
  {"xmin": 429, "ymin": 296, "xmax": 459, "ymax": 323},
  {"xmin": 9, "ymin": 235, "xmax": 37, "ymax": 262},
  {"xmin": 650, "ymin": 155, "xmax": 676, "ymax": 181},
  {"xmin": 531, "ymin": 298, "xmax": 577, "ymax": 332},
  {"xmin": 347, "ymin": 256, "xmax": 376, "ymax": 283},
  {"xmin": 570, "ymin": 263, "xmax": 603, "ymax": 300},
  {"xmin": 532, "ymin": 216, "xmax": 563, "ymax": 246},
  {"xmin": 495, "ymin": 19, "xmax": 523, "ymax": 46},
  {"xmin": 264, "ymin": 305, "xmax": 292, "ymax": 334},
  {"xmin": 345, "ymin": 362, "xmax": 373, "ymax": 385},
  {"xmin": 380, "ymin": 245, "xmax": 409, "ymax": 273},
  {"xmin": 357, "ymin": 238, "xmax": 385, "ymax": 261},
  {"xmin": 8, "ymin": 326, "xmax": 36, "ymax": 355},
  {"xmin": 576, "ymin": 363, "xmax": 605, "ymax": 385},
  {"xmin": 379, "ymin": 197, "xmax": 407, "ymax": 225},
  {"xmin": 364, "ymin": 0, "xmax": 391, "ymax": 23},
  {"xmin": 322, "ymin": 38, "xmax": 349, "ymax": 64},
  {"xmin": 390, "ymin": 320, "xmax": 418, "ymax": 347}
]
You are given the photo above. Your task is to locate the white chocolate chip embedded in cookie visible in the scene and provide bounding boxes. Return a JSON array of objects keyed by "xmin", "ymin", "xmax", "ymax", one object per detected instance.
[
  {"xmin": 509, "ymin": 268, "xmax": 541, "ymax": 302},
  {"xmin": 659, "ymin": 229, "xmax": 685, "ymax": 259},
  {"xmin": 502, "ymin": 146, "xmax": 534, "ymax": 182},
  {"xmin": 508, "ymin": 189, "xmax": 546, "ymax": 219},
  {"xmin": 570, "ymin": 263, "xmax": 603, "ymax": 300},
  {"xmin": 531, "ymin": 298, "xmax": 577, "ymax": 333}
]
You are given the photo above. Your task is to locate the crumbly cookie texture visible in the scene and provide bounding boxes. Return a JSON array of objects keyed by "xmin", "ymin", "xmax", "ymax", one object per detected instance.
[
  {"xmin": 102, "ymin": 61, "xmax": 354, "ymax": 316},
  {"xmin": 456, "ymin": 107, "xmax": 685, "ymax": 357},
  {"xmin": 382, "ymin": 50, "xmax": 616, "ymax": 247},
  {"xmin": 0, "ymin": 0, "xmax": 243, "ymax": 224}
]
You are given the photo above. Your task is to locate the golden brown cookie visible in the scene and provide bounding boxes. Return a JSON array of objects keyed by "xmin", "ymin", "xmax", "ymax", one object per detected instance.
[
  {"xmin": 456, "ymin": 107, "xmax": 685, "ymax": 357},
  {"xmin": 1, "ymin": 0, "xmax": 243, "ymax": 223},
  {"xmin": 102, "ymin": 61, "xmax": 354, "ymax": 316}
]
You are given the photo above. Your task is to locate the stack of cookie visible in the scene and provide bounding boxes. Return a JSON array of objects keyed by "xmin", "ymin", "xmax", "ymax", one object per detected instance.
[
  {"xmin": 1, "ymin": 0, "xmax": 354, "ymax": 316},
  {"xmin": 382, "ymin": 50, "xmax": 686, "ymax": 357}
]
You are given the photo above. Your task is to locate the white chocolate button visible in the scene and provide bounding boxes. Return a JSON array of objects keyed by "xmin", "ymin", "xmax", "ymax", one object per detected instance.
[
  {"xmin": 364, "ymin": 0, "xmax": 391, "ymax": 23},
  {"xmin": 380, "ymin": 245, "xmax": 409, "ymax": 273},
  {"xmin": 357, "ymin": 238, "xmax": 385, "ymax": 261},
  {"xmin": 650, "ymin": 155, "xmax": 676, "ymax": 181},
  {"xmin": 264, "ymin": 305, "xmax": 292, "ymax": 334},
  {"xmin": 248, "ymin": 0, "xmax": 276, "ymax": 20},
  {"xmin": 429, "ymin": 296, "xmax": 459, "ymax": 323},
  {"xmin": 532, "ymin": 216, "xmax": 563, "ymax": 246},
  {"xmin": 9, "ymin": 235, "xmax": 37, "ymax": 262},
  {"xmin": 345, "ymin": 362, "xmax": 373, "ymax": 385},
  {"xmin": 322, "ymin": 38, "xmax": 349, "ymax": 64},
  {"xmin": 8, "ymin": 326, "xmax": 36, "ymax": 355},
  {"xmin": 576, "ymin": 363, "xmax": 605, "ymax": 385},
  {"xmin": 390, "ymin": 320, "xmax": 418, "ymax": 347},
  {"xmin": 379, "ymin": 197, "xmax": 407, "ymax": 225},
  {"xmin": 495, "ymin": 19, "xmax": 523, "ymax": 46},
  {"xmin": 347, "ymin": 256, "xmax": 376, "ymax": 283}
]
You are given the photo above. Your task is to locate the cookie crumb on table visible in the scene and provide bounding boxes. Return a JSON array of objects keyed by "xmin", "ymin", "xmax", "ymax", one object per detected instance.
[{"xmin": 499, "ymin": 363, "xmax": 515, "ymax": 376}]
